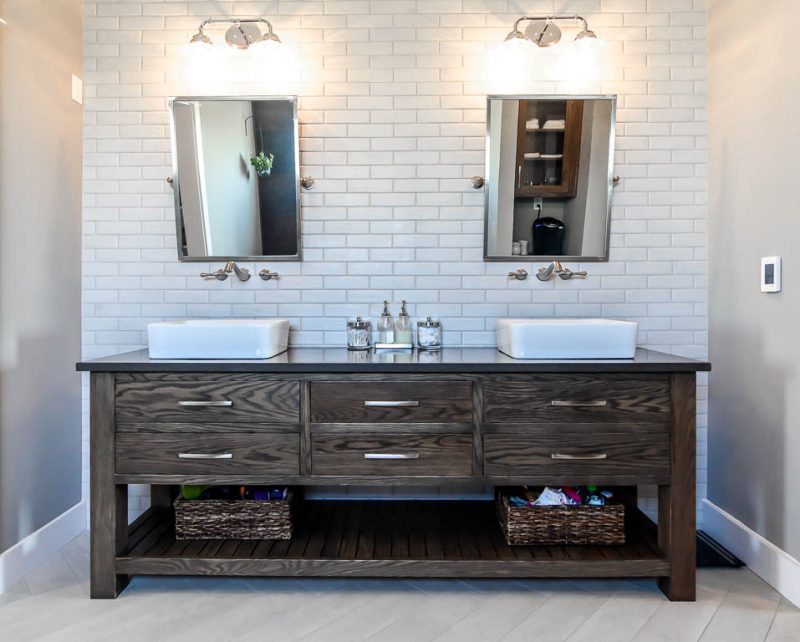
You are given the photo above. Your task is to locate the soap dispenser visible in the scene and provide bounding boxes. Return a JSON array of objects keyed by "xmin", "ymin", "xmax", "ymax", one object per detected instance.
[
  {"xmin": 394, "ymin": 300, "xmax": 413, "ymax": 345},
  {"xmin": 377, "ymin": 301, "xmax": 395, "ymax": 344}
]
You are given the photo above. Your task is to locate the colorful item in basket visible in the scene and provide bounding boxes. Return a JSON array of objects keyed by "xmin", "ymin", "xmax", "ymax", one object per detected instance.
[
  {"xmin": 253, "ymin": 487, "xmax": 289, "ymax": 501},
  {"xmin": 562, "ymin": 487, "xmax": 582, "ymax": 505},
  {"xmin": 180, "ymin": 485, "xmax": 207, "ymax": 500},
  {"xmin": 181, "ymin": 485, "xmax": 290, "ymax": 501},
  {"xmin": 200, "ymin": 486, "xmax": 239, "ymax": 500},
  {"xmin": 507, "ymin": 486, "xmax": 615, "ymax": 507},
  {"xmin": 532, "ymin": 487, "xmax": 574, "ymax": 506}
]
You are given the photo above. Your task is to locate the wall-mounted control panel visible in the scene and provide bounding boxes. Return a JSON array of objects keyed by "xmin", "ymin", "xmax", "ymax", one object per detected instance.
[{"xmin": 761, "ymin": 256, "xmax": 782, "ymax": 293}]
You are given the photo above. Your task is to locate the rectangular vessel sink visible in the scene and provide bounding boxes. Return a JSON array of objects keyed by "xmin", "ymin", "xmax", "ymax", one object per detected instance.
[
  {"xmin": 496, "ymin": 319, "xmax": 638, "ymax": 359},
  {"xmin": 147, "ymin": 319, "xmax": 290, "ymax": 359}
]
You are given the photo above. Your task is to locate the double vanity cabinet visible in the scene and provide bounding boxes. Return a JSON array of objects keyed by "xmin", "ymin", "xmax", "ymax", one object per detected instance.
[{"xmin": 78, "ymin": 347, "xmax": 710, "ymax": 601}]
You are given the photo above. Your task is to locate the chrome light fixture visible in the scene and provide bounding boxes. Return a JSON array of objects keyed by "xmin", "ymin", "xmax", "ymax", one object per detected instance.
[
  {"xmin": 189, "ymin": 16, "xmax": 282, "ymax": 50},
  {"xmin": 504, "ymin": 14, "xmax": 600, "ymax": 48}
]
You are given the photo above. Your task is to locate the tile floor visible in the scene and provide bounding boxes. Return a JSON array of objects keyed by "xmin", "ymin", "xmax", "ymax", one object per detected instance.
[{"xmin": 1, "ymin": 533, "xmax": 798, "ymax": 641}]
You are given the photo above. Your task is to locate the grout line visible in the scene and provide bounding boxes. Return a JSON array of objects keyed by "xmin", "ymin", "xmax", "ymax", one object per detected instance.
[{"xmin": 696, "ymin": 580, "xmax": 735, "ymax": 641}]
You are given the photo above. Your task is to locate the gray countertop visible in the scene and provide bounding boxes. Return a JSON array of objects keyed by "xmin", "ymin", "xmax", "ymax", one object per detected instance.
[{"xmin": 77, "ymin": 347, "xmax": 710, "ymax": 373}]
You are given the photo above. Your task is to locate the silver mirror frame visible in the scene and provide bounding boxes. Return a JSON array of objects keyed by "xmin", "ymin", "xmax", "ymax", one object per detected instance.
[
  {"xmin": 168, "ymin": 95, "xmax": 302, "ymax": 262},
  {"xmin": 483, "ymin": 94, "xmax": 617, "ymax": 263}
]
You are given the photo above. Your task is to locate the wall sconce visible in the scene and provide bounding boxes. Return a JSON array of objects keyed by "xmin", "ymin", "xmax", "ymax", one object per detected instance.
[
  {"xmin": 503, "ymin": 15, "xmax": 603, "ymax": 52},
  {"xmin": 177, "ymin": 15, "xmax": 294, "ymax": 89},
  {"xmin": 489, "ymin": 13, "xmax": 607, "ymax": 88},
  {"xmin": 188, "ymin": 16, "xmax": 282, "ymax": 50}
]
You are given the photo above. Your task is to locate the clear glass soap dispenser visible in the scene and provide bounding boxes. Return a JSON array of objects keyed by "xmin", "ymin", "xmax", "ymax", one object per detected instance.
[
  {"xmin": 394, "ymin": 300, "xmax": 413, "ymax": 345},
  {"xmin": 377, "ymin": 300, "xmax": 395, "ymax": 344}
]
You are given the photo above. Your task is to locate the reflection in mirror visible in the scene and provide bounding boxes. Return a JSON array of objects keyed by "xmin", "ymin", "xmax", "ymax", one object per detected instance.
[
  {"xmin": 170, "ymin": 96, "xmax": 300, "ymax": 261},
  {"xmin": 484, "ymin": 96, "xmax": 616, "ymax": 261}
]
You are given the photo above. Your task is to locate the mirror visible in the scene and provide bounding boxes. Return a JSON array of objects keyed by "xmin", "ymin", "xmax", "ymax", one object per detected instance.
[
  {"xmin": 169, "ymin": 96, "xmax": 301, "ymax": 261},
  {"xmin": 484, "ymin": 96, "xmax": 616, "ymax": 261}
]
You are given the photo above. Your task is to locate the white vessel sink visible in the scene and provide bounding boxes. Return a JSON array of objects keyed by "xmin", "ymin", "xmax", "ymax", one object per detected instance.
[
  {"xmin": 147, "ymin": 319, "xmax": 290, "ymax": 359},
  {"xmin": 496, "ymin": 319, "xmax": 638, "ymax": 359}
]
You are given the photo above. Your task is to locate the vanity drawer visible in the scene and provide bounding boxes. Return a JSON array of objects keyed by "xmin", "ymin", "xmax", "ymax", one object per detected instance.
[
  {"xmin": 115, "ymin": 377, "xmax": 300, "ymax": 424},
  {"xmin": 309, "ymin": 382, "xmax": 473, "ymax": 424},
  {"xmin": 116, "ymin": 433, "xmax": 300, "ymax": 476},
  {"xmin": 484, "ymin": 432, "xmax": 670, "ymax": 483},
  {"xmin": 483, "ymin": 375, "xmax": 670, "ymax": 424},
  {"xmin": 311, "ymin": 434, "xmax": 473, "ymax": 476}
]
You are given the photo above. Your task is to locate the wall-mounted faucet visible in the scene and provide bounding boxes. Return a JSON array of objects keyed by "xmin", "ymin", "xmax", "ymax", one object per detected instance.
[
  {"xmin": 508, "ymin": 268, "xmax": 529, "ymax": 281},
  {"xmin": 200, "ymin": 261, "xmax": 251, "ymax": 282},
  {"xmin": 259, "ymin": 268, "xmax": 280, "ymax": 281},
  {"xmin": 536, "ymin": 261, "xmax": 588, "ymax": 281}
]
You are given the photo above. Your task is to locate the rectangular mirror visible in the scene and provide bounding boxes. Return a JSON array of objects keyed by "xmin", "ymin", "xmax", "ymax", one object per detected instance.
[
  {"xmin": 169, "ymin": 96, "xmax": 301, "ymax": 261},
  {"xmin": 484, "ymin": 95, "xmax": 616, "ymax": 262}
]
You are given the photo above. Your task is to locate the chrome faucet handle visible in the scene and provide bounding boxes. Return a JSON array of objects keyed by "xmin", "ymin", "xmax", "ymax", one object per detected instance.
[
  {"xmin": 537, "ymin": 261, "xmax": 587, "ymax": 281},
  {"xmin": 224, "ymin": 261, "xmax": 251, "ymax": 282},
  {"xmin": 508, "ymin": 268, "xmax": 529, "ymax": 281},
  {"xmin": 559, "ymin": 269, "xmax": 588, "ymax": 280},
  {"xmin": 259, "ymin": 269, "xmax": 280, "ymax": 281},
  {"xmin": 200, "ymin": 269, "xmax": 229, "ymax": 281}
]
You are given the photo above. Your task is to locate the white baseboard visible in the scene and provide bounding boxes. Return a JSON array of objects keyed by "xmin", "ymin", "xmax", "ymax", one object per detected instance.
[
  {"xmin": 703, "ymin": 499, "xmax": 800, "ymax": 608},
  {"xmin": 0, "ymin": 500, "xmax": 87, "ymax": 594}
]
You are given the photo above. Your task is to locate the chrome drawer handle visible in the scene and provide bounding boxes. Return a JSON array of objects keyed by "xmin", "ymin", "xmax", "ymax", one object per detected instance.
[
  {"xmin": 363, "ymin": 453, "xmax": 420, "ymax": 460},
  {"xmin": 178, "ymin": 400, "xmax": 233, "ymax": 408},
  {"xmin": 178, "ymin": 453, "xmax": 233, "ymax": 460},
  {"xmin": 551, "ymin": 453, "xmax": 607, "ymax": 461},
  {"xmin": 550, "ymin": 400, "xmax": 608, "ymax": 407},
  {"xmin": 363, "ymin": 400, "xmax": 420, "ymax": 408}
]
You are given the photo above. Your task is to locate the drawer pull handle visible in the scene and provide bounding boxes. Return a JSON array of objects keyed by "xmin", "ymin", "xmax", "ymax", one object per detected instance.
[
  {"xmin": 177, "ymin": 453, "xmax": 234, "ymax": 460},
  {"xmin": 178, "ymin": 400, "xmax": 234, "ymax": 408},
  {"xmin": 550, "ymin": 400, "xmax": 608, "ymax": 408},
  {"xmin": 363, "ymin": 400, "xmax": 420, "ymax": 408},
  {"xmin": 550, "ymin": 453, "xmax": 607, "ymax": 461},
  {"xmin": 363, "ymin": 453, "xmax": 420, "ymax": 460}
]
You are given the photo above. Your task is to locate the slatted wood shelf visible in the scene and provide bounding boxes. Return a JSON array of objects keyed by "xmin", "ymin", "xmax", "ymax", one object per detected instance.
[{"xmin": 117, "ymin": 500, "xmax": 669, "ymax": 579}]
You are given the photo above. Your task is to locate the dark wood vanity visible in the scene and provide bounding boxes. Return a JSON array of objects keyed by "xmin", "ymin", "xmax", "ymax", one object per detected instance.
[{"xmin": 78, "ymin": 347, "xmax": 709, "ymax": 601}]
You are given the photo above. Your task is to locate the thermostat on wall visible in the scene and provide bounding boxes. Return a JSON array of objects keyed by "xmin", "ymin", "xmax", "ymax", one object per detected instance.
[{"xmin": 761, "ymin": 256, "xmax": 782, "ymax": 293}]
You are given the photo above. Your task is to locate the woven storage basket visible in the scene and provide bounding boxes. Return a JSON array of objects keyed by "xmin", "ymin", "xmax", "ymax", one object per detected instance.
[
  {"xmin": 497, "ymin": 493, "xmax": 625, "ymax": 546},
  {"xmin": 174, "ymin": 493, "xmax": 293, "ymax": 541}
]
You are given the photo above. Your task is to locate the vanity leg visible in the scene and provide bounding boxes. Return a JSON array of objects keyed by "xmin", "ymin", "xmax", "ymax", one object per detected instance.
[
  {"xmin": 90, "ymin": 373, "xmax": 129, "ymax": 598},
  {"xmin": 658, "ymin": 373, "xmax": 696, "ymax": 601}
]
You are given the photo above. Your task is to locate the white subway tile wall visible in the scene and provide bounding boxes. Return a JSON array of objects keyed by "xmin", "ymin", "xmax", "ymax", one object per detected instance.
[{"xmin": 82, "ymin": 0, "xmax": 708, "ymax": 521}]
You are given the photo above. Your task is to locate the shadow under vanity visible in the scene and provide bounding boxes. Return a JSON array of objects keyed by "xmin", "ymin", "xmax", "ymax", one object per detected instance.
[{"xmin": 78, "ymin": 348, "xmax": 709, "ymax": 601}]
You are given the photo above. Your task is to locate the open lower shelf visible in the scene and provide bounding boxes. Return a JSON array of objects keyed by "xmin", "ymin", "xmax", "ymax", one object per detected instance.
[{"xmin": 117, "ymin": 500, "xmax": 669, "ymax": 579}]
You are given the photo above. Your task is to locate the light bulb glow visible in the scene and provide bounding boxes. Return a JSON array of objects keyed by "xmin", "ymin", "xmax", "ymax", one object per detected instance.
[
  {"xmin": 555, "ymin": 35, "xmax": 608, "ymax": 85},
  {"xmin": 573, "ymin": 35, "xmax": 607, "ymax": 55},
  {"xmin": 184, "ymin": 41, "xmax": 225, "ymax": 80},
  {"xmin": 487, "ymin": 37, "xmax": 539, "ymax": 93},
  {"xmin": 244, "ymin": 38, "xmax": 296, "ymax": 87}
]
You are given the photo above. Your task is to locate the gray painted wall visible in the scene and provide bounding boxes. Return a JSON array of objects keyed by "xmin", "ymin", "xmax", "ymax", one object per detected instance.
[
  {"xmin": 0, "ymin": 0, "xmax": 83, "ymax": 553},
  {"xmin": 708, "ymin": 0, "xmax": 800, "ymax": 558}
]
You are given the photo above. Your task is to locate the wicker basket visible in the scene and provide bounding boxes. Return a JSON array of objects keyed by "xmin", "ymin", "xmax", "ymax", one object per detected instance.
[
  {"xmin": 174, "ymin": 493, "xmax": 293, "ymax": 541},
  {"xmin": 496, "ymin": 493, "xmax": 625, "ymax": 546}
]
